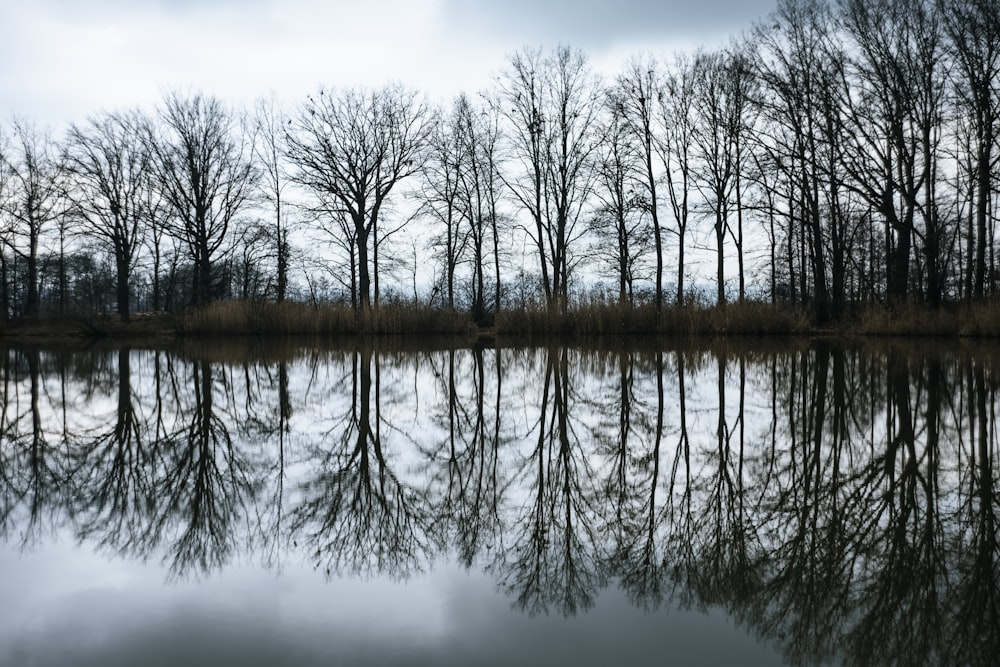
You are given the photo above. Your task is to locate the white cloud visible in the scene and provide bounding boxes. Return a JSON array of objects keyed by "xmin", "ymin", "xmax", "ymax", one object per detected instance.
[{"xmin": 0, "ymin": 0, "xmax": 776, "ymax": 127}]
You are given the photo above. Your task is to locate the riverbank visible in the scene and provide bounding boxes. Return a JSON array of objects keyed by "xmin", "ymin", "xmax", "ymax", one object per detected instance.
[{"xmin": 2, "ymin": 299, "xmax": 1000, "ymax": 340}]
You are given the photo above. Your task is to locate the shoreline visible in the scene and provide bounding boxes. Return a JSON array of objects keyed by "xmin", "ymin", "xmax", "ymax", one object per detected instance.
[{"xmin": 3, "ymin": 299, "xmax": 1000, "ymax": 341}]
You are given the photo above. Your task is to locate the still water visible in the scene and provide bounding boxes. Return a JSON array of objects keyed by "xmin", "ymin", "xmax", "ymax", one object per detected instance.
[{"xmin": 0, "ymin": 338, "xmax": 997, "ymax": 666}]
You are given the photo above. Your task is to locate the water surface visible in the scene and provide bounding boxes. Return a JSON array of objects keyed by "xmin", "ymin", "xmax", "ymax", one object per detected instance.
[{"xmin": 0, "ymin": 338, "xmax": 997, "ymax": 666}]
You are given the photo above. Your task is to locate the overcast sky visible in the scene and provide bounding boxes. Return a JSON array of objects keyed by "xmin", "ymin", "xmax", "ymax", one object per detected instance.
[{"xmin": 0, "ymin": 0, "xmax": 777, "ymax": 128}]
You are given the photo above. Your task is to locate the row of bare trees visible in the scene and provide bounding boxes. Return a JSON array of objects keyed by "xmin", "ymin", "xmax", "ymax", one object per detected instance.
[
  {"xmin": 0, "ymin": 86, "xmax": 433, "ymax": 322},
  {"xmin": 1, "ymin": 0, "xmax": 999, "ymax": 323},
  {"xmin": 0, "ymin": 96, "xmax": 259, "ymax": 321}
]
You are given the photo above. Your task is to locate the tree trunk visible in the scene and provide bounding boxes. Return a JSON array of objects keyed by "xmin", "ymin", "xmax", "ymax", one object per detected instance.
[
  {"xmin": 974, "ymin": 143, "xmax": 990, "ymax": 299},
  {"xmin": 356, "ymin": 222, "xmax": 371, "ymax": 316},
  {"xmin": 26, "ymin": 237, "xmax": 38, "ymax": 318},
  {"xmin": 647, "ymin": 147, "xmax": 663, "ymax": 309},
  {"xmin": 715, "ymin": 208, "xmax": 726, "ymax": 306},
  {"xmin": 116, "ymin": 254, "xmax": 131, "ymax": 322},
  {"xmin": 198, "ymin": 248, "xmax": 213, "ymax": 306},
  {"xmin": 0, "ymin": 252, "xmax": 8, "ymax": 322},
  {"xmin": 276, "ymin": 222, "xmax": 288, "ymax": 303},
  {"xmin": 677, "ymin": 230, "xmax": 686, "ymax": 305}
]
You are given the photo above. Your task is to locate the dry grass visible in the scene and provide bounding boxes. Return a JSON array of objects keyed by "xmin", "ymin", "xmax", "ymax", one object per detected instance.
[
  {"xmin": 957, "ymin": 302, "xmax": 1000, "ymax": 337},
  {"xmin": 851, "ymin": 302, "xmax": 1000, "ymax": 337},
  {"xmin": 655, "ymin": 300, "xmax": 811, "ymax": 336},
  {"xmin": 177, "ymin": 300, "xmax": 477, "ymax": 336},
  {"xmin": 179, "ymin": 300, "xmax": 346, "ymax": 336},
  {"xmin": 8, "ymin": 298, "xmax": 1000, "ymax": 340},
  {"xmin": 495, "ymin": 299, "xmax": 811, "ymax": 337},
  {"xmin": 853, "ymin": 304, "xmax": 961, "ymax": 337}
]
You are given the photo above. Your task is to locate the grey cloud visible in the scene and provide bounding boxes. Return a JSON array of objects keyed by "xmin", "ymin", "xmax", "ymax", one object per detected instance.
[{"xmin": 442, "ymin": 0, "xmax": 778, "ymax": 49}]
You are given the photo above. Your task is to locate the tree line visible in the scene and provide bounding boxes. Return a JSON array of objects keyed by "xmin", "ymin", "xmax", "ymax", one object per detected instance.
[{"xmin": 1, "ymin": 0, "xmax": 998, "ymax": 325}]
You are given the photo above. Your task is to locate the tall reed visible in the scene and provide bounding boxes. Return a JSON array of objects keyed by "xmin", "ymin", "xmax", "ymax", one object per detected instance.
[
  {"xmin": 176, "ymin": 300, "xmax": 477, "ymax": 336},
  {"xmin": 494, "ymin": 298, "xmax": 811, "ymax": 337}
]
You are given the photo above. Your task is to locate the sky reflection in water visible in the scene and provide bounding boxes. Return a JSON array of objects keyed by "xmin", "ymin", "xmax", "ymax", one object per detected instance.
[
  {"xmin": 1, "ymin": 539, "xmax": 774, "ymax": 666},
  {"xmin": 0, "ymin": 339, "xmax": 997, "ymax": 666}
]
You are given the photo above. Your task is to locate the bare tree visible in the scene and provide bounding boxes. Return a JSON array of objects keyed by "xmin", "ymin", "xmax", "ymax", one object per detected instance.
[
  {"xmin": 1, "ymin": 119, "xmax": 63, "ymax": 317},
  {"xmin": 725, "ymin": 45, "xmax": 759, "ymax": 303},
  {"xmin": 252, "ymin": 95, "xmax": 292, "ymax": 302},
  {"xmin": 140, "ymin": 183, "xmax": 170, "ymax": 311},
  {"xmin": 150, "ymin": 92, "xmax": 257, "ymax": 307},
  {"xmin": 420, "ymin": 99, "xmax": 467, "ymax": 310},
  {"xmin": 691, "ymin": 50, "xmax": 743, "ymax": 306},
  {"xmin": 0, "ymin": 127, "xmax": 12, "ymax": 320},
  {"xmin": 942, "ymin": 0, "xmax": 1000, "ymax": 299},
  {"xmin": 63, "ymin": 109, "xmax": 153, "ymax": 321},
  {"xmin": 591, "ymin": 88, "xmax": 647, "ymax": 305},
  {"xmin": 494, "ymin": 48, "xmax": 549, "ymax": 307},
  {"xmin": 308, "ymin": 206, "xmax": 360, "ymax": 306},
  {"xmin": 496, "ymin": 46, "xmax": 603, "ymax": 312},
  {"xmin": 616, "ymin": 55, "xmax": 666, "ymax": 308},
  {"xmin": 454, "ymin": 94, "xmax": 506, "ymax": 321},
  {"xmin": 839, "ymin": 0, "xmax": 950, "ymax": 306},
  {"xmin": 659, "ymin": 54, "xmax": 698, "ymax": 305},
  {"xmin": 755, "ymin": 0, "xmax": 842, "ymax": 319},
  {"xmin": 286, "ymin": 85, "xmax": 431, "ymax": 317}
]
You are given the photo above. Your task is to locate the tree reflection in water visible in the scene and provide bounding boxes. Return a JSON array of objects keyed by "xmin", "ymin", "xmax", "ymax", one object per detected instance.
[
  {"xmin": 0, "ymin": 348, "xmax": 76, "ymax": 546},
  {"xmin": 420, "ymin": 344, "xmax": 504, "ymax": 568},
  {"xmin": 490, "ymin": 347, "xmax": 605, "ymax": 616},
  {"xmin": 71, "ymin": 347, "xmax": 157, "ymax": 559},
  {"xmin": 289, "ymin": 344, "xmax": 435, "ymax": 579},
  {"xmin": 0, "ymin": 339, "xmax": 998, "ymax": 665}
]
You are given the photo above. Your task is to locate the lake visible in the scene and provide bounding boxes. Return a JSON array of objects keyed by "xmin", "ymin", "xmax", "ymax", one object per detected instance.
[{"xmin": 0, "ymin": 337, "xmax": 997, "ymax": 666}]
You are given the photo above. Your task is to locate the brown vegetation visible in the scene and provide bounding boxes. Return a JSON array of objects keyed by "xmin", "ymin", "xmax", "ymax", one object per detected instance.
[
  {"xmin": 850, "ymin": 302, "xmax": 1000, "ymax": 338},
  {"xmin": 10, "ymin": 298, "xmax": 1000, "ymax": 340},
  {"xmin": 494, "ymin": 298, "xmax": 811, "ymax": 337}
]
